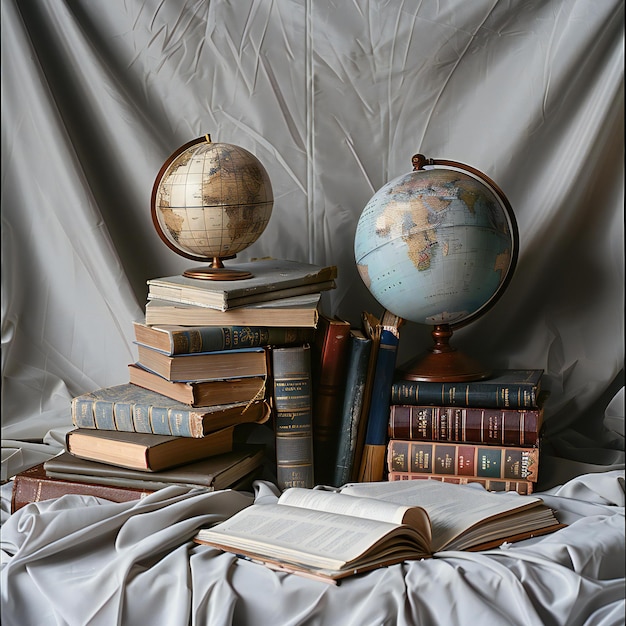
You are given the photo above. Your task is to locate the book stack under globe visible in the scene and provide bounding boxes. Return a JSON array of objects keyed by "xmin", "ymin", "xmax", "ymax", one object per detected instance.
[
  {"xmin": 11, "ymin": 259, "xmax": 339, "ymax": 511},
  {"xmin": 385, "ymin": 370, "xmax": 546, "ymax": 495}
]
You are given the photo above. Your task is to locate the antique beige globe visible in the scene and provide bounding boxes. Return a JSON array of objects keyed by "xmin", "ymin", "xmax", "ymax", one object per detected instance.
[{"xmin": 151, "ymin": 135, "xmax": 274, "ymax": 280}]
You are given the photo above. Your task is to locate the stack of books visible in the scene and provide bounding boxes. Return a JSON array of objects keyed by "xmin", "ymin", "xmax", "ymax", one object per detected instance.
[
  {"xmin": 11, "ymin": 258, "xmax": 338, "ymax": 511},
  {"xmin": 385, "ymin": 369, "xmax": 546, "ymax": 494}
]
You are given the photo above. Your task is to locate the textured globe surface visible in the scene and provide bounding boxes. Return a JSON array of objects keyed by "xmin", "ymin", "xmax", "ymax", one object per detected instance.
[
  {"xmin": 354, "ymin": 167, "xmax": 515, "ymax": 327},
  {"xmin": 153, "ymin": 140, "xmax": 273, "ymax": 260}
]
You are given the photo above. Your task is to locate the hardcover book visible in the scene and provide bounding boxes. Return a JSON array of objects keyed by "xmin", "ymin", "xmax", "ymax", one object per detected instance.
[
  {"xmin": 128, "ymin": 363, "xmax": 267, "ymax": 408},
  {"xmin": 144, "ymin": 294, "xmax": 322, "ymax": 328},
  {"xmin": 387, "ymin": 440, "xmax": 540, "ymax": 482},
  {"xmin": 387, "ymin": 472, "xmax": 535, "ymax": 495},
  {"xmin": 332, "ymin": 328, "xmax": 373, "ymax": 487},
  {"xmin": 387, "ymin": 402, "xmax": 545, "ymax": 447},
  {"xmin": 72, "ymin": 383, "xmax": 270, "ymax": 437},
  {"xmin": 135, "ymin": 344, "xmax": 268, "ymax": 382},
  {"xmin": 66, "ymin": 426, "xmax": 236, "ymax": 471},
  {"xmin": 310, "ymin": 314, "xmax": 351, "ymax": 485},
  {"xmin": 133, "ymin": 321, "xmax": 315, "ymax": 355},
  {"xmin": 10, "ymin": 462, "xmax": 153, "ymax": 513},
  {"xmin": 147, "ymin": 258, "xmax": 337, "ymax": 311},
  {"xmin": 44, "ymin": 447, "xmax": 265, "ymax": 492},
  {"xmin": 194, "ymin": 480, "xmax": 563, "ymax": 582},
  {"xmin": 390, "ymin": 369, "xmax": 544, "ymax": 409},
  {"xmin": 271, "ymin": 345, "xmax": 314, "ymax": 489}
]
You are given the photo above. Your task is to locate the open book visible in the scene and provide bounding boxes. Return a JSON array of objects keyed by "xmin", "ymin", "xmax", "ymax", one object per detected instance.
[{"xmin": 194, "ymin": 479, "xmax": 564, "ymax": 582}]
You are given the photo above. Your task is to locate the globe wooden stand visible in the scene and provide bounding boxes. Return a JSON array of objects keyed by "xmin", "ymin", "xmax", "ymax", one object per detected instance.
[{"xmin": 397, "ymin": 324, "xmax": 492, "ymax": 382}]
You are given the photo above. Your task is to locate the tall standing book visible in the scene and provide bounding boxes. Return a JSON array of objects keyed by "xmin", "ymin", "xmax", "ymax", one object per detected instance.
[
  {"xmin": 65, "ymin": 426, "xmax": 236, "ymax": 471},
  {"xmin": 310, "ymin": 314, "xmax": 351, "ymax": 485},
  {"xmin": 72, "ymin": 383, "xmax": 270, "ymax": 437},
  {"xmin": 387, "ymin": 402, "xmax": 545, "ymax": 447},
  {"xmin": 43, "ymin": 447, "xmax": 265, "ymax": 492},
  {"xmin": 194, "ymin": 480, "xmax": 563, "ymax": 582},
  {"xmin": 358, "ymin": 311, "xmax": 403, "ymax": 483},
  {"xmin": 144, "ymin": 294, "xmax": 322, "ymax": 328},
  {"xmin": 332, "ymin": 328, "xmax": 373, "ymax": 487},
  {"xmin": 387, "ymin": 440, "xmax": 540, "ymax": 482},
  {"xmin": 271, "ymin": 345, "xmax": 314, "ymax": 489},
  {"xmin": 128, "ymin": 363, "xmax": 267, "ymax": 408},
  {"xmin": 133, "ymin": 321, "xmax": 315, "ymax": 355},
  {"xmin": 147, "ymin": 258, "xmax": 337, "ymax": 311},
  {"xmin": 390, "ymin": 369, "xmax": 544, "ymax": 409},
  {"xmin": 135, "ymin": 344, "xmax": 268, "ymax": 382}
]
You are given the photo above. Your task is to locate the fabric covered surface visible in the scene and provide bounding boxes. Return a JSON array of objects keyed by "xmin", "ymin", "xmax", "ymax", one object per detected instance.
[
  {"xmin": 1, "ymin": 472, "xmax": 624, "ymax": 626},
  {"xmin": 1, "ymin": 1, "xmax": 624, "ymax": 624}
]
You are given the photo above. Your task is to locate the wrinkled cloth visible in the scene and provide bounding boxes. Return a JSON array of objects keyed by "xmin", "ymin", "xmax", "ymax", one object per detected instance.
[{"xmin": 1, "ymin": 473, "xmax": 624, "ymax": 626}]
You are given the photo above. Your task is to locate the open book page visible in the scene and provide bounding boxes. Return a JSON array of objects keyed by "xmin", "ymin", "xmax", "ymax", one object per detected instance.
[
  {"xmin": 340, "ymin": 480, "xmax": 557, "ymax": 551},
  {"xmin": 195, "ymin": 497, "xmax": 431, "ymax": 575}
]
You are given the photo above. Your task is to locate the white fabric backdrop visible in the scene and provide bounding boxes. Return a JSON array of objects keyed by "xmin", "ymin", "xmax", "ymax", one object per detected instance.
[{"xmin": 2, "ymin": 0, "xmax": 624, "ymax": 486}]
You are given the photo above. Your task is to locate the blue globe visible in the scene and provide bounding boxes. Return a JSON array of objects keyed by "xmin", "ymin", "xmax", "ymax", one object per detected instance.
[{"xmin": 354, "ymin": 163, "xmax": 517, "ymax": 328}]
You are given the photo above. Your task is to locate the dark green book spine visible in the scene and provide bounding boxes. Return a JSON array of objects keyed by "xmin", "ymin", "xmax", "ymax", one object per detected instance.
[
  {"xmin": 271, "ymin": 345, "xmax": 314, "ymax": 489},
  {"xmin": 332, "ymin": 331, "xmax": 372, "ymax": 487},
  {"xmin": 168, "ymin": 326, "xmax": 315, "ymax": 354}
]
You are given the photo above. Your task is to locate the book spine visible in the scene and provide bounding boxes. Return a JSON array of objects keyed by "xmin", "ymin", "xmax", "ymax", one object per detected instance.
[
  {"xmin": 167, "ymin": 326, "xmax": 314, "ymax": 354},
  {"xmin": 271, "ymin": 345, "xmax": 314, "ymax": 489},
  {"xmin": 332, "ymin": 331, "xmax": 372, "ymax": 487},
  {"xmin": 387, "ymin": 472, "xmax": 535, "ymax": 495},
  {"xmin": 311, "ymin": 317, "xmax": 351, "ymax": 485},
  {"xmin": 387, "ymin": 440, "xmax": 539, "ymax": 482},
  {"xmin": 72, "ymin": 399, "xmax": 202, "ymax": 437},
  {"xmin": 358, "ymin": 328, "xmax": 400, "ymax": 482},
  {"xmin": 390, "ymin": 381, "xmax": 539, "ymax": 409},
  {"xmin": 388, "ymin": 405, "xmax": 541, "ymax": 447},
  {"xmin": 11, "ymin": 468, "xmax": 152, "ymax": 513}
]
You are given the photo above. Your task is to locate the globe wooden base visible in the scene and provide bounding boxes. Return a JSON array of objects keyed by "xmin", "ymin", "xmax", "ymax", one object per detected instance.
[
  {"xmin": 183, "ymin": 257, "xmax": 252, "ymax": 281},
  {"xmin": 397, "ymin": 324, "xmax": 492, "ymax": 383}
]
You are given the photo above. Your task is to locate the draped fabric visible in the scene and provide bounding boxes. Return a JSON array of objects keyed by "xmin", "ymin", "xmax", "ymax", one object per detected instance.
[{"xmin": 1, "ymin": 0, "xmax": 623, "ymax": 496}]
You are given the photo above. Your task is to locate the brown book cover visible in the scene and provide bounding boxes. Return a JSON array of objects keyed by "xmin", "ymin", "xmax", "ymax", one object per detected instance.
[
  {"xmin": 44, "ymin": 446, "xmax": 265, "ymax": 491},
  {"xmin": 144, "ymin": 295, "xmax": 322, "ymax": 328},
  {"xmin": 11, "ymin": 462, "xmax": 152, "ymax": 513},
  {"xmin": 66, "ymin": 426, "xmax": 235, "ymax": 471},
  {"xmin": 387, "ymin": 440, "xmax": 539, "ymax": 482},
  {"xmin": 136, "ymin": 344, "xmax": 268, "ymax": 382},
  {"xmin": 387, "ymin": 472, "xmax": 535, "ymax": 495},
  {"xmin": 128, "ymin": 363, "xmax": 267, "ymax": 408},
  {"xmin": 311, "ymin": 314, "xmax": 351, "ymax": 485},
  {"xmin": 388, "ymin": 402, "xmax": 545, "ymax": 447}
]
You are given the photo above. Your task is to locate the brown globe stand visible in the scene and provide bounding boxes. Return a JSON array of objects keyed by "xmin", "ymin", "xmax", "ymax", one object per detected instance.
[
  {"xmin": 182, "ymin": 256, "xmax": 252, "ymax": 280},
  {"xmin": 393, "ymin": 154, "xmax": 519, "ymax": 383},
  {"xmin": 397, "ymin": 324, "xmax": 492, "ymax": 382}
]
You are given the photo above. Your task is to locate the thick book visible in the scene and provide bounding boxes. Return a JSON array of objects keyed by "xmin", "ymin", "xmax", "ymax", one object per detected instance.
[
  {"xmin": 133, "ymin": 321, "xmax": 315, "ymax": 355},
  {"xmin": 194, "ymin": 480, "xmax": 563, "ymax": 582},
  {"xmin": 128, "ymin": 363, "xmax": 267, "ymax": 408},
  {"xmin": 391, "ymin": 369, "xmax": 544, "ymax": 409},
  {"xmin": 11, "ymin": 462, "xmax": 153, "ymax": 513},
  {"xmin": 144, "ymin": 294, "xmax": 322, "ymax": 328},
  {"xmin": 387, "ymin": 440, "xmax": 540, "ymax": 482},
  {"xmin": 271, "ymin": 345, "xmax": 314, "ymax": 489},
  {"xmin": 387, "ymin": 402, "xmax": 545, "ymax": 447},
  {"xmin": 358, "ymin": 311, "xmax": 403, "ymax": 482},
  {"xmin": 147, "ymin": 258, "xmax": 337, "ymax": 311},
  {"xmin": 135, "ymin": 344, "xmax": 268, "ymax": 382},
  {"xmin": 66, "ymin": 426, "xmax": 236, "ymax": 471},
  {"xmin": 387, "ymin": 472, "xmax": 535, "ymax": 495},
  {"xmin": 310, "ymin": 314, "xmax": 351, "ymax": 485},
  {"xmin": 332, "ymin": 329, "xmax": 373, "ymax": 487},
  {"xmin": 44, "ymin": 447, "xmax": 265, "ymax": 491},
  {"xmin": 72, "ymin": 383, "xmax": 270, "ymax": 437}
]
